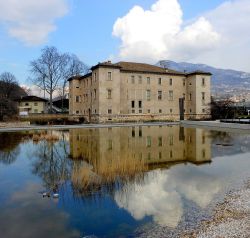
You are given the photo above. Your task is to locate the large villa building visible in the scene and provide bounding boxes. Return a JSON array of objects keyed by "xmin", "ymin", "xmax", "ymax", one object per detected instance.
[{"xmin": 68, "ymin": 61, "xmax": 211, "ymax": 122}]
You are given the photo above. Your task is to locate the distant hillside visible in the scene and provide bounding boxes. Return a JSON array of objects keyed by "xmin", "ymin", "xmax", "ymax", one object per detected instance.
[{"xmin": 157, "ymin": 60, "xmax": 250, "ymax": 96}]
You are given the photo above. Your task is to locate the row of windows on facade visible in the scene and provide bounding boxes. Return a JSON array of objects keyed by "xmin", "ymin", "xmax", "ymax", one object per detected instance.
[
  {"xmin": 75, "ymin": 107, "xmax": 206, "ymax": 115},
  {"xmin": 105, "ymin": 139, "xmax": 206, "ymax": 159},
  {"xmin": 75, "ymin": 73, "xmax": 206, "ymax": 88},
  {"xmin": 23, "ymin": 102, "xmax": 40, "ymax": 106},
  {"xmin": 75, "ymin": 130, "xmax": 206, "ymax": 147},
  {"xmin": 75, "ymin": 91, "xmax": 206, "ymax": 102},
  {"xmin": 130, "ymin": 129, "xmax": 206, "ymax": 144}
]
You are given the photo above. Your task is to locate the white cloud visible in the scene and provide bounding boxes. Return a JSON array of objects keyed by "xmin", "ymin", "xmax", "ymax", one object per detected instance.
[
  {"xmin": 198, "ymin": 0, "xmax": 250, "ymax": 71},
  {"xmin": 113, "ymin": 0, "xmax": 250, "ymax": 72},
  {"xmin": 112, "ymin": 0, "xmax": 220, "ymax": 63},
  {"xmin": 0, "ymin": 0, "xmax": 69, "ymax": 46}
]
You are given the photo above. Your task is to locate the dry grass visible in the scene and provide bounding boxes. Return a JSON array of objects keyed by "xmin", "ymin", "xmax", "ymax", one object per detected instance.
[
  {"xmin": 71, "ymin": 157, "xmax": 148, "ymax": 192},
  {"xmin": 32, "ymin": 131, "xmax": 59, "ymax": 142}
]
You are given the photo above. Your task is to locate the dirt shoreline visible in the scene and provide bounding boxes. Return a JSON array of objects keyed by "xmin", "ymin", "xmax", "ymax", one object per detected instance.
[{"xmin": 182, "ymin": 180, "xmax": 250, "ymax": 238}]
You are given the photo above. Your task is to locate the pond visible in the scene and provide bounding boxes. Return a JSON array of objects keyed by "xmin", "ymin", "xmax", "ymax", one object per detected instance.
[{"xmin": 0, "ymin": 125, "xmax": 249, "ymax": 238}]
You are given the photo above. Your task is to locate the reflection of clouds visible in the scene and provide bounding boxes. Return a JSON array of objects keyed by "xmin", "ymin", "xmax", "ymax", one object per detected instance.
[
  {"xmin": 115, "ymin": 166, "xmax": 222, "ymax": 228},
  {"xmin": 0, "ymin": 183, "xmax": 79, "ymax": 238},
  {"xmin": 175, "ymin": 169, "xmax": 221, "ymax": 208},
  {"xmin": 115, "ymin": 171, "xmax": 183, "ymax": 228}
]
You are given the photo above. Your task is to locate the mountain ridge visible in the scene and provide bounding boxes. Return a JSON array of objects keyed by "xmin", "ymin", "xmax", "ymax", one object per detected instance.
[{"xmin": 157, "ymin": 60, "xmax": 250, "ymax": 97}]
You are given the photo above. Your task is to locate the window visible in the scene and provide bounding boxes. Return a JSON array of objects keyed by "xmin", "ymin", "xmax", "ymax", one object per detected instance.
[
  {"xmin": 169, "ymin": 78, "xmax": 173, "ymax": 86},
  {"xmin": 159, "ymin": 109, "xmax": 162, "ymax": 113},
  {"xmin": 107, "ymin": 89, "xmax": 112, "ymax": 99},
  {"xmin": 139, "ymin": 109, "xmax": 142, "ymax": 113},
  {"xmin": 202, "ymin": 78, "xmax": 205, "ymax": 86},
  {"xmin": 94, "ymin": 72, "xmax": 97, "ymax": 82},
  {"xmin": 76, "ymin": 96, "xmax": 80, "ymax": 102},
  {"xmin": 202, "ymin": 149, "xmax": 206, "ymax": 158},
  {"xmin": 147, "ymin": 153, "xmax": 151, "ymax": 160},
  {"xmin": 189, "ymin": 93, "xmax": 192, "ymax": 101},
  {"xmin": 107, "ymin": 72, "xmax": 112, "ymax": 81},
  {"xmin": 202, "ymin": 108, "xmax": 206, "ymax": 113},
  {"xmin": 190, "ymin": 109, "xmax": 192, "ymax": 113},
  {"xmin": 139, "ymin": 127, "xmax": 142, "ymax": 137},
  {"xmin": 132, "ymin": 127, "xmax": 135, "ymax": 137},
  {"xmin": 76, "ymin": 110, "xmax": 80, "ymax": 114},
  {"xmin": 158, "ymin": 91, "xmax": 162, "ymax": 100},
  {"xmin": 146, "ymin": 136, "xmax": 151, "ymax": 147},
  {"xmin": 148, "ymin": 109, "xmax": 151, "ymax": 113},
  {"xmin": 202, "ymin": 92, "xmax": 205, "ymax": 101},
  {"xmin": 25, "ymin": 102, "xmax": 29, "ymax": 106},
  {"xmin": 131, "ymin": 75, "xmax": 135, "ymax": 84},
  {"xmin": 159, "ymin": 152, "xmax": 162, "ymax": 159},
  {"xmin": 94, "ymin": 89, "xmax": 97, "ymax": 100},
  {"xmin": 158, "ymin": 78, "xmax": 162, "ymax": 85},
  {"xmin": 131, "ymin": 100, "xmax": 135, "ymax": 108},
  {"xmin": 34, "ymin": 102, "xmax": 38, "ymax": 106},
  {"xmin": 202, "ymin": 135, "xmax": 206, "ymax": 144},
  {"xmin": 34, "ymin": 109, "xmax": 38, "ymax": 113},
  {"xmin": 138, "ymin": 76, "xmax": 142, "ymax": 84},
  {"xmin": 170, "ymin": 109, "xmax": 173, "ymax": 113},
  {"xmin": 146, "ymin": 90, "xmax": 151, "ymax": 101},
  {"xmin": 108, "ymin": 140, "xmax": 113, "ymax": 150},
  {"xmin": 169, "ymin": 135, "xmax": 174, "ymax": 146},
  {"xmin": 158, "ymin": 137, "xmax": 162, "ymax": 147},
  {"xmin": 108, "ymin": 109, "xmax": 112, "ymax": 114},
  {"xmin": 76, "ymin": 86, "xmax": 79, "ymax": 89},
  {"xmin": 147, "ymin": 77, "xmax": 150, "ymax": 84},
  {"xmin": 183, "ymin": 79, "xmax": 186, "ymax": 86},
  {"xmin": 132, "ymin": 109, "xmax": 135, "ymax": 113},
  {"xmin": 138, "ymin": 101, "xmax": 142, "ymax": 108},
  {"xmin": 169, "ymin": 90, "xmax": 173, "ymax": 101}
]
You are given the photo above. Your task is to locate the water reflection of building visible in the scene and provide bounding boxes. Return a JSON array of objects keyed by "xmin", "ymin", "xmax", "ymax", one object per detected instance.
[{"xmin": 69, "ymin": 126, "xmax": 211, "ymax": 178}]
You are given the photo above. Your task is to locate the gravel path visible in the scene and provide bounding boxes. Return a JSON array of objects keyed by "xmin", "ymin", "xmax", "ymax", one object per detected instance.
[{"xmin": 182, "ymin": 181, "xmax": 250, "ymax": 238}]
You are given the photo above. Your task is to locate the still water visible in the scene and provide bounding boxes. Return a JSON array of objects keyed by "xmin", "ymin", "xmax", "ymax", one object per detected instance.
[{"xmin": 0, "ymin": 125, "xmax": 249, "ymax": 238}]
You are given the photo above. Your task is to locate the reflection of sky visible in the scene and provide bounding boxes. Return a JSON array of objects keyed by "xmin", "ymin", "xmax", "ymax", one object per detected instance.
[
  {"xmin": 115, "ymin": 152, "xmax": 250, "ymax": 228},
  {"xmin": 0, "ymin": 183, "xmax": 80, "ymax": 238}
]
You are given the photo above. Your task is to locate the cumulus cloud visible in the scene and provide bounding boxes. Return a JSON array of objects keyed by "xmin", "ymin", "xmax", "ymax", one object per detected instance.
[
  {"xmin": 0, "ymin": 0, "xmax": 69, "ymax": 46},
  {"xmin": 112, "ymin": 0, "xmax": 220, "ymax": 63},
  {"xmin": 198, "ymin": 0, "xmax": 250, "ymax": 71},
  {"xmin": 115, "ymin": 167, "xmax": 222, "ymax": 228}
]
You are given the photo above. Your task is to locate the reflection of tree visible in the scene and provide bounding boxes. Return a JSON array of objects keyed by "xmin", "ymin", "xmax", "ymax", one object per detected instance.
[
  {"xmin": 0, "ymin": 132, "xmax": 23, "ymax": 164},
  {"xmin": 31, "ymin": 133, "xmax": 72, "ymax": 190},
  {"xmin": 210, "ymin": 131, "xmax": 233, "ymax": 144}
]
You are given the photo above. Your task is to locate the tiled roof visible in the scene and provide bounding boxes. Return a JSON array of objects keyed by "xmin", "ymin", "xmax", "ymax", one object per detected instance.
[
  {"xmin": 69, "ymin": 61, "xmax": 212, "ymax": 80},
  {"xmin": 187, "ymin": 70, "xmax": 212, "ymax": 76},
  {"xmin": 115, "ymin": 61, "xmax": 184, "ymax": 75},
  {"xmin": 15, "ymin": 96, "xmax": 48, "ymax": 102}
]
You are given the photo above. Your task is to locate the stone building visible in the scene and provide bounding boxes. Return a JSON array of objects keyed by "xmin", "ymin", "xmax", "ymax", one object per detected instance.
[{"xmin": 68, "ymin": 61, "xmax": 211, "ymax": 122}]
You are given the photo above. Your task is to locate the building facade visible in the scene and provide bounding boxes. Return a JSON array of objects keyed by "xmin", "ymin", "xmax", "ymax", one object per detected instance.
[
  {"xmin": 16, "ymin": 96, "xmax": 48, "ymax": 115},
  {"xmin": 69, "ymin": 61, "xmax": 211, "ymax": 122}
]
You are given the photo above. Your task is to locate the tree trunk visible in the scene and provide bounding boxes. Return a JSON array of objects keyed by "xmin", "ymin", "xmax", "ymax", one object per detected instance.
[{"xmin": 50, "ymin": 92, "xmax": 53, "ymax": 114}]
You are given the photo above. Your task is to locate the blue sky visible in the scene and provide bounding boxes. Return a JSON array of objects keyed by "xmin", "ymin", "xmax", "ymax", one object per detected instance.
[{"xmin": 0, "ymin": 0, "xmax": 249, "ymax": 85}]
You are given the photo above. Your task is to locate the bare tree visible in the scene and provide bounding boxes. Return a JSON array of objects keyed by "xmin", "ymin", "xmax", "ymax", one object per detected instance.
[
  {"xmin": 210, "ymin": 97, "xmax": 235, "ymax": 119},
  {"xmin": 0, "ymin": 72, "xmax": 26, "ymax": 120},
  {"xmin": 30, "ymin": 46, "xmax": 68, "ymax": 113},
  {"xmin": 0, "ymin": 72, "xmax": 18, "ymax": 98}
]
